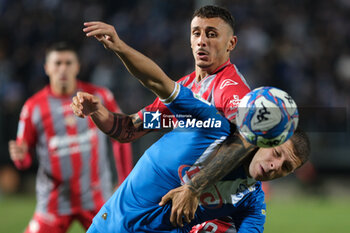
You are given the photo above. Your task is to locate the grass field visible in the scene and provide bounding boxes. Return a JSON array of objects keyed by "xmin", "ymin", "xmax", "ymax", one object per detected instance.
[{"xmin": 1, "ymin": 194, "xmax": 350, "ymax": 233}]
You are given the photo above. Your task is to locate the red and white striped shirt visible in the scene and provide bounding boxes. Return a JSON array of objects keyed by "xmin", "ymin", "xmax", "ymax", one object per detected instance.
[
  {"xmin": 138, "ymin": 60, "xmax": 251, "ymax": 122},
  {"xmin": 15, "ymin": 81, "xmax": 132, "ymax": 215}
]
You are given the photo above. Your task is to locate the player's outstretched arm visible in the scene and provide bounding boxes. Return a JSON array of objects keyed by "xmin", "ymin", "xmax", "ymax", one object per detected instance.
[
  {"xmin": 71, "ymin": 92, "xmax": 149, "ymax": 142},
  {"xmin": 160, "ymin": 132, "xmax": 256, "ymax": 227},
  {"xmin": 83, "ymin": 21, "xmax": 174, "ymax": 100},
  {"xmin": 188, "ymin": 133, "xmax": 256, "ymax": 195}
]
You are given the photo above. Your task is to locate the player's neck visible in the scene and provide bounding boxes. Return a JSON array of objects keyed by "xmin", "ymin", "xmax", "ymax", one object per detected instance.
[
  {"xmin": 196, "ymin": 72, "xmax": 207, "ymax": 82},
  {"xmin": 195, "ymin": 68, "xmax": 214, "ymax": 82},
  {"xmin": 50, "ymin": 82, "xmax": 77, "ymax": 97},
  {"xmin": 195, "ymin": 59, "xmax": 230, "ymax": 82}
]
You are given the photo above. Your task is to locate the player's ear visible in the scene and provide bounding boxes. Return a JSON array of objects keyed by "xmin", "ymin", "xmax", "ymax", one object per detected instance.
[
  {"xmin": 44, "ymin": 63, "xmax": 49, "ymax": 76},
  {"xmin": 76, "ymin": 62, "xmax": 81, "ymax": 74},
  {"xmin": 227, "ymin": 35, "xmax": 237, "ymax": 52}
]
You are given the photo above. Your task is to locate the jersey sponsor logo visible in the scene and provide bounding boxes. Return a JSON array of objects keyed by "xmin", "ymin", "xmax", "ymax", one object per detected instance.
[
  {"xmin": 178, "ymin": 165, "xmax": 200, "ymax": 184},
  {"xmin": 64, "ymin": 115, "xmax": 77, "ymax": 127},
  {"xmin": 143, "ymin": 111, "xmax": 222, "ymax": 129},
  {"xmin": 179, "ymin": 164, "xmax": 257, "ymax": 208},
  {"xmin": 220, "ymin": 79, "xmax": 238, "ymax": 90},
  {"xmin": 57, "ymin": 104, "xmax": 74, "ymax": 114},
  {"xmin": 200, "ymin": 185, "xmax": 223, "ymax": 209},
  {"xmin": 191, "ymin": 219, "xmax": 234, "ymax": 233},
  {"xmin": 229, "ymin": 95, "xmax": 241, "ymax": 110},
  {"xmin": 48, "ymin": 129, "xmax": 97, "ymax": 156},
  {"xmin": 178, "ymin": 165, "xmax": 223, "ymax": 209}
]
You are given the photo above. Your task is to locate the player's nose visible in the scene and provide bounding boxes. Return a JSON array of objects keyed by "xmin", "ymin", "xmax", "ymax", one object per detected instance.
[
  {"xmin": 197, "ymin": 34, "xmax": 207, "ymax": 47},
  {"xmin": 269, "ymin": 159, "xmax": 282, "ymax": 171}
]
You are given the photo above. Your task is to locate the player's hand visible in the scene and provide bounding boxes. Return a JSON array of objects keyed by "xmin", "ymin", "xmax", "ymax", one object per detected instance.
[
  {"xmin": 159, "ymin": 184, "xmax": 199, "ymax": 227},
  {"xmin": 83, "ymin": 21, "xmax": 121, "ymax": 51},
  {"xmin": 8, "ymin": 140, "xmax": 28, "ymax": 161},
  {"xmin": 71, "ymin": 92, "xmax": 100, "ymax": 118}
]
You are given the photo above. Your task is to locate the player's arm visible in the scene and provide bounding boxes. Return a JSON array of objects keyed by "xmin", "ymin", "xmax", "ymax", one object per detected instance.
[
  {"xmin": 189, "ymin": 132, "xmax": 255, "ymax": 193},
  {"xmin": 8, "ymin": 140, "xmax": 31, "ymax": 169},
  {"xmin": 160, "ymin": 131, "xmax": 257, "ymax": 227},
  {"xmin": 73, "ymin": 22, "xmax": 178, "ymax": 139},
  {"xmin": 71, "ymin": 93, "xmax": 149, "ymax": 142},
  {"xmin": 101, "ymin": 89, "xmax": 134, "ymax": 182},
  {"xmin": 8, "ymin": 103, "xmax": 36, "ymax": 170},
  {"xmin": 83, "ymin": 21, "xmax": 174, "ymax": 99}
]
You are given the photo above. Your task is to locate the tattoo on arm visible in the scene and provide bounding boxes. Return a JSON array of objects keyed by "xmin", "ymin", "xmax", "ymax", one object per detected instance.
[
  {"xmin": 188, "ymin": 132, "xmax": 257, "ymax": 195},
  {"xmin": 107, "ymin": 113, "xmax": 150, "ymax": 142}
]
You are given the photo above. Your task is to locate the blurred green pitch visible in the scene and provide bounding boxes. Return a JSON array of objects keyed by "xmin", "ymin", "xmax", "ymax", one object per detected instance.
[{"xmin": 1, "ymin": 194, "xmax": 350, "ymax": 233}]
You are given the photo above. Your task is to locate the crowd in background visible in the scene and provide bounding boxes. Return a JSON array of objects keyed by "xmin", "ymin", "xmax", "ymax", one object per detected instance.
[{"xmin": 0, "ymin": 0, "xmax": 349, "ymax": 172}]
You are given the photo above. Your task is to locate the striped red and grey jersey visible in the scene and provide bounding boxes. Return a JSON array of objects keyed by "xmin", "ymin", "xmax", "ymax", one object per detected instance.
[
  {"xmin": 138, "ymin": 60, "xmax": 251, "ymax": 122},
  {"xmin": 14, "ymin": 81, "xmax": 133, "ymax": 215}
]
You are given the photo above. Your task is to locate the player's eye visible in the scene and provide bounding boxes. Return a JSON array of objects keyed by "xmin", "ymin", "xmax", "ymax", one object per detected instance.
[
  {"xmin": 192, "ymin": 31, "xmax": 200, "ymax": 37},
  {"xmin": 207, "ymin": 31, "xmax": 217, "ymax": 38},
  {"xmin": 273, "ymin": 149, "xmax": 281, "ymax": 158}
]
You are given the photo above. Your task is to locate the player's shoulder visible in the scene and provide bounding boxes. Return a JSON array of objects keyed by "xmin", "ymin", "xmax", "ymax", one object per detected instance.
[
  {"xmin": 218, "ymin": 64, "xmax": 249, "ymax": 84},
  {"xmin": 25, "ymin": 85, "xmax": 50, "ymax": 106},
  {"xmin": 214, "ymin": 63, "xmax": 251, "ymax": 94},
  {"xmin": 176, "ymin": 71, "xmax": 196, "ymax": 85},
  {"xmin": 20, "ymin": 85, "xmax": 49, "ymax": 118}
]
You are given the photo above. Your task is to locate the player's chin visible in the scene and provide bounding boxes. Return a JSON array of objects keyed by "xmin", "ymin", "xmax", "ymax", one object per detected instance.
[
  {"xmin": 196, "ymin": 60, "xmax": 212, "ymax": 68},
  {"xmin": 254, "ymin": 173, "xmax": 270, "ymax": 182}
]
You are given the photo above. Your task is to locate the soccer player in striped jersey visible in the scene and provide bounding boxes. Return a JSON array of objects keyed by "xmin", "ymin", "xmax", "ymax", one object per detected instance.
[{"xmin": 8, "ymin": 42, "xmax": 133, "ymax": 233}]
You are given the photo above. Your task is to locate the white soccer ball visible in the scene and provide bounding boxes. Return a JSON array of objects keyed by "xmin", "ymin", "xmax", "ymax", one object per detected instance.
[{"xmin": 236, "ymin": 87, "xmax": 299, "ymax": 147}]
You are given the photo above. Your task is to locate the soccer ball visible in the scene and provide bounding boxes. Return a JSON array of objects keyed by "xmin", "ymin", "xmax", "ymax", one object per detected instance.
[{"xmin": 236, "ymin": 87, "xmax": 299, "ymax": 148}]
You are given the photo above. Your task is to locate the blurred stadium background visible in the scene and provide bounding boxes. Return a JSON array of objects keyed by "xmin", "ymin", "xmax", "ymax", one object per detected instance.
[{"xmin": 0, "ymin": 0, "xmax": 350, "ymax": 232}]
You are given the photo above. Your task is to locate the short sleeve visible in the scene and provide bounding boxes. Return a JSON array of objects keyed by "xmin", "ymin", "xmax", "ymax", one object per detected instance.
[
  {"xmin": 215, "ymin": 79, "xmax": 251, "ymax": 122},
  {"xmin": 17, "ymin": 101, "xmax": 37, "ymax": 148}
]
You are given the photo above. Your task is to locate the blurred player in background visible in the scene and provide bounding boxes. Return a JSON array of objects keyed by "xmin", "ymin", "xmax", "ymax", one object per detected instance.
[{"xmin": 8, "ymin": 42, "xmax": 133, "ymax": 233}]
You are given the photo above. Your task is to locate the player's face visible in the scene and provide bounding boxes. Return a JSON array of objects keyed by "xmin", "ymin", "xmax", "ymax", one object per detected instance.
[
  {"xmin": 45, "ymin": 51, "xmax": 80, "ymax": 95},
  {"xmin": 190, "ymin": 16, "xmax": 236, "ymax": 73},
  {"xmin": 248, "ymin": 140, "xmax": 302, "ymax": 181}
]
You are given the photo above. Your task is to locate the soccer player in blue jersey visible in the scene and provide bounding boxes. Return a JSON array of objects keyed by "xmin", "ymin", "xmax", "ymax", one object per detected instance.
[{"xmin": 71, "ymin": 21, "xmax": 310, "ymax": 232}]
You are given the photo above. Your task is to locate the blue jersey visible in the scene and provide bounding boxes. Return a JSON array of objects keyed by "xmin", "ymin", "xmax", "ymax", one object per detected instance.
[{"xmin": 89, "ymin": 84, "xmax": 265, "ymax": 233}]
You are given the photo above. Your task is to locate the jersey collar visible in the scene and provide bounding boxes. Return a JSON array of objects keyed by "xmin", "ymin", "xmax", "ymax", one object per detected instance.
[{"xmin": 212, "ymin": 59, "xmax": 231, "ymax": 74}]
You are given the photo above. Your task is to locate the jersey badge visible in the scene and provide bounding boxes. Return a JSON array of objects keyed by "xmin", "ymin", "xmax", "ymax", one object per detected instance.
[
  {"xmin": 64, "ymin": 115, "xmax": 77, "ymax": 127},
  {"xmin": 220, "ymin": 79, "xmax": 238, "ymax": 89}
]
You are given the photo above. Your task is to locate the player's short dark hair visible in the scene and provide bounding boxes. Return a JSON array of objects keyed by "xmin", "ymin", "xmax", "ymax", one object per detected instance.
[
  {"xmin": 192, "ymin": 5, "xmax": 235, "ymax": 34},
  {"xmin": 45, "ymin": 42, "xmax": 78, "ymax": 60},
  {"xmin": 290, "ymin": 128, "xmax": 310, "ymax": 167}
]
